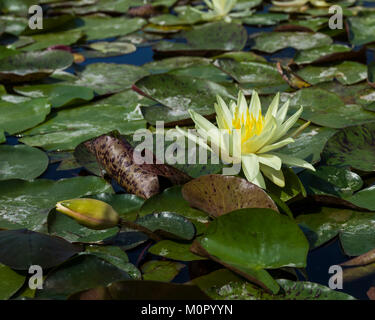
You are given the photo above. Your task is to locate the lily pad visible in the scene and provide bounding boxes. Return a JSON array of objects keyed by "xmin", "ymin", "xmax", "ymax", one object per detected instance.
[
  {"xmin": 136, "ymin": 212, "xmax": 196, "ymax": 241},
  {"xmin": 0, "ymin": 176, "xmax": 112, "ymax": 231},
  {"xmin": 19, "ymin": 102, "xmax": 146, "ymax": 151},
  {"xmin": 14, "ymin": 84, "xmax": 94, "ymax": 109},
  {"xmin": 182, "ymin": 175, "xmax": 278, "ymax": 217},
  {"xmin": 293, "ymin": 44, "xmax": 352, "ymax": 65},
  {"xmin": 0, "ymin": 229, "xmax": 81, "ymax": 270},
  {"xmin": 288, "ymin": 88, "xmax": 375, "ymax": 128},
  {"xmin": 141, "ymin": 260, "xmax": 185, "ymax": 282},
  {"xmin": 35, "ymin": 254, "xmax": 131, "ymax": 300},
  {"xmin": 347, "ymin": 12, "xmax": 375, "ymax": 46},
  {"xmin": 251, "ymin": 32, "xmax": 332, "ymax": 53},
  {"xmin": 144, "ymin": 56, "xmax": 212, "ymax": 74},
  {"xmin": 321, "ymin": 122, "xmax": 375, "ymax": 172},
  {"xmin": 297, "ymin": 207, "xmax": 375, "ymax": 256},
  {"xmin": 75, "ymin": 63, "xmax": 149, "ymax": 95},
  {"xmin": 0, "ymin": 50, "xmax": 73, "ymax": 83},
  {"xmin": 347, "ymin": 185, "xmax": 375, "ymax": 211},
  {"xmin": 0, "ymin": 97, "xmax": 51, "ymax": 135},
  {"xmin": 134, "ymin": 74, "xmax": 237, "ymax": 121},
  {"xmin": 197, "ymin": 208, "xmax": 309, "ymax": 291},
  {"xmin": 83, "ymin": 245, "xmax": 141, "ymax": 279},
  {"xmin": 0, "ymin": 264, "xmax": 25, "ymax": 300},
  {"xmin": 299, "ymin": 166, "xmax": 363, "ymax": 199},
  {"xmin": 242, "ymin": 12, "xmax": 289, "ymax": 25},
  {"xmin": 149, "ymin": 240, "xmax": 207, "ymax": 261},
  {"xmin": 78, "ymin": 16, "xmax": 146, "ymax": 41},
  {"xmin": 85, "ymin": 41, "xmax": 136, "ymax": 58},
  {"xmin": 139, "ymin": 186, "xmax": 210, "ymax": 234},
  {"xmin": 154, "ymin": 22, "xmax": 247, "ymax": 54},
  {"xmin": 296, "ymin": 61, "xmax": 368, "ymax": 85},
  {"xmin": 0, "ymin": 144, "xmax": 49, "ymax": 181}
]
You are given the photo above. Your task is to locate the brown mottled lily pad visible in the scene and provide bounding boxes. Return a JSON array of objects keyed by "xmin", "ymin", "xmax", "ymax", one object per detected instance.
[
  {"xmin": 182, "ymin": 174, "xmax": 278, "ymax": 217},
  {"xmin": 84, "ymin": 133, "xmax": 191, "ymax": 199}
]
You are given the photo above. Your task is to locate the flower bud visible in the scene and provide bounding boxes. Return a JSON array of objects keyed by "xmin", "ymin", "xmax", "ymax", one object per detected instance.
[{"xmin": 56, "ymin": 198, "xmax": 120, "ymax": 230}]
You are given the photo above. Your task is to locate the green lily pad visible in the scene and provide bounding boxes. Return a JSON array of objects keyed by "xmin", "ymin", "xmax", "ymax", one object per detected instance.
[
  {"xmin": 83, "ymin": 245, "xmax": 141, "ymax": 279},
  {"xmin": 78, "ymin": 16, "xmax": 146, "ymax": 41},
  {"xmin": 19, "ymin": 102, "xmax": 146, "ymax": 151},
  {"xmin": 0, "ymin": 15, "xmax": 27, "ymax": 36},
  {"xmin": 149, "ymin": 240, "xmax": 207, "ymax": 261},
  {"xmin": 0, "ymin": 229, "xmax": 81, "ymax": 270},
  {"xmin": 0, "ymin": 144, "xmax": 49, "ymax": 181},
  {"xmin": 321, "ymin": 122, "xmax": 375, "ymax": 171},
  {"xmin": 0, "ymin": 176, "xmax": 112, "ymax": 231},
  {"xmin": 0, "ymin": 264, "xmax": 25, "ymax": 300},
  {"xmin": 242, "ymin": 12, "xmax": 289, "ymax": 25},
  {"xmin": 347, "ymin": 12, "xmax": 375, "ymax": 46},
  {"xmin": 347, "ymin": 185, "xmax": 375, "ymax": 211},
  {"xmin": 0, "ymin": 50, "xmax": 73, "ymax": 83},
  {"xmin": 198, "ymin": 208, "xmax": 309, "ymax": 292},
  {"xmin": 369, "ymin": 62, "xmax": 375, "ymax": 88},
  {"xmin": 154, "ymin": 22, "xmax": 247, "ymax": 53},
  {"xmin": 0, "ymin": 97, "xmax": 51, "ymax": 135},
  {"xmin": 85, "ymin": 41, "xmax": 136, "ymax": 58},
  {"xmin": 144, "ymin": 56, "xmax": 212, "ymax": 74},
  {"xmin": 182, "ymin": 174, "xmax": 278, "ymax": 217},
  {"xmin": 296, "ymin": 61, "xmax": 368, "ymax": 85},
  {"xmin": 294, "ymin": 44, "xmax": 351, "ymax": 65},
  {"xmin": 288, "ymin": 88, "xmax": 375, "ymax": 128},
  {"xmin": 299, "ymin": 166, "xmax": 363, "ymax": 199},
  {"xmin": 168, "ymin": 64, "xmax": 231, "ymax": 83},
  {"xmin": 139, "ymin": 186, "xmax": 210, "ymax": 234},
  {"xmin": 0, "ymin": 130, "xmax": 5, "ymax": 144},
  {"xmin": 141, "ymin": 260, "xmax": 185, "ymax": 282},
  {"xmin": 14, "ymin": 84, "xmax": 94, "ymax": 109},
  {"xmin": 297, "ymin": 207, "xmax": 375, "ymax": 256},
  {"xmin": 60, "ymin": 0, "xmax": 132, "ymax": 15},
  {"xmin": 0, "ymin": 46, "xmax": 20, "ymax": 59},
  {"xmin": 252, "ymin": 32, "xmax": 332, "ymax": 53},
  {"xmin": 75, "ymin": 63, "xmax": 149, "ymax": 95},
  {"xmin": 278, "ymin": 17, "xmax": 328, "ymax": 32},
  {"xmin": 35, "ymin": 254, "xmax": 131, "ymax": 300},
  {"xmin": 134, "ymin": 74, "xmax": 237, "ymax": 122},
  {"xmin": 22, "ymin": 31, "xmax": 83, "ymax": 52},
  {"xmin": 136, "ymin": 212, "xmax": 196, "ymax": 241},
  {"xmin": 214, "ymin": 59, "xmax": 286, "ymax": 92},
  {"xmin": 149, "ymin": 6, "xmax": 206, "ymax": 26}
]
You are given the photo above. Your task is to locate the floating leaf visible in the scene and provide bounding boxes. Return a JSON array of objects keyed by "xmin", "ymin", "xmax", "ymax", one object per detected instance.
[
  {"xmin": 0, "ymin": 264, "xmax": 25, "ymax": 300},
  {"xmin": 0, "ymin": 97, "xmax": 51, "ymax": 135},
  {"xmin": 242, "ymin": 12, "xmax": 289, "ymax": 25},
  {"xmin": 36, "ymin": 255, "xmax": 131, "ymax": 300},
  {"xmin": 154, "ymin": 22, "xmax": 247, "ymax": 54},
  {"xmin": 196, "ymin": 208, "xmax": 309, "ymax": 292},
  {"xmin": 136, "ymin": 212, "xmax": 196, "ymax": 241},
  {"xmin": 347, "ymin": 12, "xmax": 375, "ymax": 46},
  {"xmin": 182, "ymin": 175, "xmax": 278, "ymax": 217},
  {"xmin": 14, "ymin": 84, "xmax": 94, "ymax": 109},
  {"xmin": 0, "ymin": 144, "xmax": 49, "ymax": 181},
  {"xmin": 0, "ymin": 176, "xmax": 112, "ymax": 231},
  {"xmin": 296, "ymin": 61, "xmax": 368, "ymax": 85},
  {"xmin": 78, "ymin": 16, "xmax": 146, "ymax": 41},
  {"xmin": 19, "ymin": 102, "xmax": 146, "ymax": 151},
  {"xmin": 141, "ymin": 260, "xmax": 185, "ymax": 282},
  {"xmin": 251, "ymin": 32, "xmax": 332, "ymax": 53},
  {"xmin": 293, "ymin": 44, "xmax": 352, "ymax": 65},
  {"xmin": 0, "ymin": 229, "xmax": 81, "ymax": 270},
  {"xmin": 149, "ymin": 240, "xmax": 207, "ymax": 261},
  {"xmin": 0, "ymin": 50, "xmax": 73, "ymax": 83},
  {"xmin": 22, "ymin": 31, "xmax": 83, "ymax": 52},
  {"xmin": 85, "ymin": 41, "xmax": 136, "ymax": 58},
  {"xmin": 75, "ymin": 63, "xmax": 149, "ymax": 95},
  {"xmin": 322, "ymin": 122, "xmax": 375, "ymax": 171},
  {"xmin": 347, "ymin": 185, "xmax": 375, "ymax": 211},
  {"xmin": 297, "ymin": 207, "xmax": 375, "ymax": 256}
]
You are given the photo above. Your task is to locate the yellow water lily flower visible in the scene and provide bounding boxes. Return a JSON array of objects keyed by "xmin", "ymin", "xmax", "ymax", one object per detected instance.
[{"xmin": 176, "ymin": 90, "xmax": 315, "ymax": 189}]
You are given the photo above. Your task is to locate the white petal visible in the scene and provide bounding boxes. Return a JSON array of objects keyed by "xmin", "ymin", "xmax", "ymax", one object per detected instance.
[
  {"xmin": 260, "ymin": 164, "xmax": 285, "ymax": 187},
  {"xmin": 175, "ymin": 126, "xmax": 212, "ymax": 152},
  {"xmin": 237, "ymin": 90, "xmax": 248, "ymax": 119},
  {"xmin": 271, "ymin": 152, "xmax": 316, "ymax": 171},
  {"xmin": 251, "ymin": 170, "xmax": 266, "ymax": 189},
  {"xmin": 249, "ymin": 90, "xmax": 261, "ymax": 118},
  {"xmin": 241, "ymin": 154, "xmax": 259, "ymax": 182},
  {"xmin": 257, "ymin": 137, "xmax": 295, "ymax": 153},
  {"xmin": 215, "ymin": 95, "xmax": 232, "ymax": 129},
  {"xmin": 189, "ymin": 109, "xmax": 217, "ymax": 132},
  {"xmin": 271, "ymin": 106, "xmax": 303, "ymax": 143},
  {"xmin": 265, "ymin": 92, "xmax": 279, "ymax": 124},
  {"xmin": 257, "ymin": 154, "xmax": 282, "ymax": 171},
  {"xmin": 276, "ymin": 99, "xmax": 290, "ymax": 125}
]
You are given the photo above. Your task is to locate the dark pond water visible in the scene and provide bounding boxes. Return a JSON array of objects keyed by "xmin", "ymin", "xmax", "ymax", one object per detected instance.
[{"xmin": 5, "ymin": 2, "xmax": 375, "ymax": 300}]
